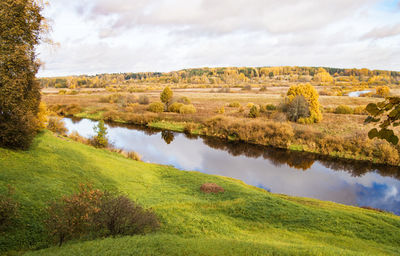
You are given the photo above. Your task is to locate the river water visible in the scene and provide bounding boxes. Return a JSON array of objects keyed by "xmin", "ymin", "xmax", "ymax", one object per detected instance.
[{"xmin": 63, "ymin": 118, "xmax": 400, "ymax": 214}]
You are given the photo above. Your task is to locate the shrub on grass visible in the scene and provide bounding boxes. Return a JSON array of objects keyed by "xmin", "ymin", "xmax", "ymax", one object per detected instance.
[
  {"xmin": 179, "ymin": 105, "xmax": 197, "ymax": 114},
  {"xmin": 148, "ymin": 102, "xmax": 164, "ymax": 113},
  {"xmin": 248, "ymin": 105, "xmax": 260, "ymax": 118},
  {"xmin": 168, "ymin": 102, "xmax": 184, "ymax": 113},
  {"xmin": 216, "ymin": 106, "xmax": 225, "ymax": 114},
  {"xmin": 200, "ymin": 183, "xmax": 224, "ymax": 194},
  {"xmin": 45, "ymin": 185, "xmax": 159, "ymax": 246},
  {"xmin": 266, "ymin": 104, "xmax": 277, "ymax": 111},
  {"xmin": 47, "ymin": 116, "xmax": 67, "ymax": 135},
  {"xmin": 335, "ymin": 105, "xmax": 353, "ymax": 114},
  {"xmin": 228, "ymin": 102, "xmax": 240, "ymax": 108}
]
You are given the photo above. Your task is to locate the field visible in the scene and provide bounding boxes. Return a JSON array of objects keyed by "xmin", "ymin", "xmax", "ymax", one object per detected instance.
[
  {"xmin": 1, "ymin": 131, "xmax": 400, "ymax": 255},
  {"xmin": 41, "ymin": 84, "xmax": 400, "ymax": 166}
]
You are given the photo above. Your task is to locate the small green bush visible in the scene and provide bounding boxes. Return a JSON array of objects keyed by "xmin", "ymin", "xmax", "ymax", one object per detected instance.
[
  {"xmin": 335, "ymin": 105, "xmax": 354, "ymax": 114},
  {"xmin": 168, "ymin": 102, "xmax": 184, "ymax": 113},
  {"xmin": 179, "ymin": 104, "xmax": 197, "ymax": 114},
  {"xmin": 248, "ymin": 105, "xmax": 260, "ymax": 118},
  {"xmin": 148, "ymin": 102, "xmax": 164, "ymax": 113},
  {"xmin": 266, "ymin": 104, "xmax": 277, "ymax": 111},
  {"xmin": 228, "ymin": 102, "xmax": 240, "ymax": 108}
]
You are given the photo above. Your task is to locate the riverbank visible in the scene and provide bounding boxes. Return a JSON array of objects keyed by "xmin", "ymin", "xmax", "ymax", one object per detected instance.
[
  {"xmin": 66, "ymin": 108, "xmax": 400, "ymax": 167},
  {"xmin": 1, "ymin": 131, "xmax": 400, "ymax": 255}
]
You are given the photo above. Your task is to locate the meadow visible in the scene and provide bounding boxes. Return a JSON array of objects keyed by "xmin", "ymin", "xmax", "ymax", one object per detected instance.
[
  {"xmin": 1, "ymin": 131, "xmax": 400, "ymax": 255},
  {"xmin": 41, "ymin": 83, "xmax": 400, "ymax": 166}
]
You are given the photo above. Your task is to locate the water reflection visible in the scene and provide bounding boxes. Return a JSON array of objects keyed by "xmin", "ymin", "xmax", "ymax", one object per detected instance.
[{"xmin": 63, "ymin": 118, "xmax": 400, "ymax": 214}]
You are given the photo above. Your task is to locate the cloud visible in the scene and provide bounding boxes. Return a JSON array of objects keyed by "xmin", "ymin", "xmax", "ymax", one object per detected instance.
[
  {"xmin": 362, "ymin": 23, "xmax": 400, "ymax": 39},
  {"xmin": 88, "ymin": 0, "xmax": 379, "ymax": 37},
  {"xmin": 38, "ymin": 0, "xmax": 400, "ymax": 76}
]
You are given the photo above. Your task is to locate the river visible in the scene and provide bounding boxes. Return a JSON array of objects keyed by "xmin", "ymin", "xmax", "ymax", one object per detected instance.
[{"xmin": 63, "ymin": 118, "xmax": 400, "ymax": 215}]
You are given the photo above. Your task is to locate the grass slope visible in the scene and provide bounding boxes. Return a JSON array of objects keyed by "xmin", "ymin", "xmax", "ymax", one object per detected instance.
[{"xmin": 0, "ymin": 131, "xmax": 399, "ymax": 255}]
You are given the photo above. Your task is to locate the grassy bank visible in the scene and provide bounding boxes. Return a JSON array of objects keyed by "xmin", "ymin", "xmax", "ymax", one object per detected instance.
[{"xmin": 0, "ymin": 131, "xmax": 400, "ymax": 255}]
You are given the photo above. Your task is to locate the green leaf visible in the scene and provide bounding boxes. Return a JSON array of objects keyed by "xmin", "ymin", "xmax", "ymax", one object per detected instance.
[
  {"xmin": 368, "ymin": 128, "xmax": 379, "ymax": 139},
  {"xmin": 365, "ymin": 103, "xmax": 379, "ymax": 116},
  {"xmin": 388, "ymin": 135, "xmax": 399, "ymax": 145}
]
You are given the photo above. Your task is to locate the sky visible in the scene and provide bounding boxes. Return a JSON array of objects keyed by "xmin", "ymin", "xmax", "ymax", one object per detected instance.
[{"xmin": 37, "ymin": 0, "xmax": 400, "ymax": 77}]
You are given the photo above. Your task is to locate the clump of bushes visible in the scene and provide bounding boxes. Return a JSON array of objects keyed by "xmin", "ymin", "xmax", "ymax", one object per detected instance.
[
  {"xmin": 47, "ymin": 116, "xmax": 67, "ymax": 135},
  {"xmin": 204, "ymin": 116, "xmax": 294, "ymax": 148},
  {"xmin": 45, "ymin": 184, "xmax": 159, "ymax": 246},
  {"xmin": 179, "ymin": 104, "xmax": 197, "ymax": 114},
  {"xmin": 335, "ymin": 105, "xmax": 353, "ymax": 114},
  {"xmin": 248, "ymin": 105, "xmax": 260, "ymax": 118},
  {"xmin": 228, "ymin": 102, "xmax": 240, "ymax": 108},
  {"xmin": 168, "ymin": 102, "xmax": 184, "ymax": 113},
  {"xmin": 265, "ymin": 104, "xmax": 277, "ymax": 111},
  {"xmin": 148, "ymin": 102, "xmax": 164, "ymax": 113},
  {"xmin": 376, "ymin": 86, "xmax": 390, "ymax": 97}
]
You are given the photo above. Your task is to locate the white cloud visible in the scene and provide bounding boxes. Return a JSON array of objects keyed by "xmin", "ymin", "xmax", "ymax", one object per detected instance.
[{"xmin": 38, "ymin": 0, "xmax": 400, "ymax": 77}]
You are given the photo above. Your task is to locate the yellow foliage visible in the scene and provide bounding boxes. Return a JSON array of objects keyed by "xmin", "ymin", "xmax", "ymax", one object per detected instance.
[
  {"xmin": 376, "ymin": 86, "xmax": 390, "ymax": 97},
  {"xmin": 37, "ymin": 102, "xmax": 49, "ymax": 130},
  {"xmin": 287, "ymin": 83, "xmax": 322, "ymax": 123},
  {"xmin": 313, "ymin": 68, "xmax": 333, "ymax": 84}
]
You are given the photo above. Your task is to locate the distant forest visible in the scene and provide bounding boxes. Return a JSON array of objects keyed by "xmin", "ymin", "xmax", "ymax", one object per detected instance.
[{"xmin": 39, "ymin": 66, "xmax": 400, "ymax": 89}]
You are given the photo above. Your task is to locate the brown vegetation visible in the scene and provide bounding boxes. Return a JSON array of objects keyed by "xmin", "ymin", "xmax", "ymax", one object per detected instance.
[{"xmin": 200, "ymin": 183, "xmax": 224, "ymax": 194}]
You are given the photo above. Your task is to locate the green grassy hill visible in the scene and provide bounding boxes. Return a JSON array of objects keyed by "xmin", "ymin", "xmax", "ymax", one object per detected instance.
[{"xmin": 1, "ymin": 131, "xmax": 399, "ymax": 255}]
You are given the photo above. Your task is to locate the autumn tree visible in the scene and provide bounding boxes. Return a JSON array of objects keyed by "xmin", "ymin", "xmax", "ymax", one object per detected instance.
[
  {"xmin": 287, "ymin": 96, "xmax": 310, "ymax": 122},
  {"xmin": 287, "ymin": 83, "xmax": 322, "ymax": 123},
  {"xmin": 376, "ymin": 86, "xmax": 390, "ymax": 97},
  {"xmin": 0, "ymin": 0, "xmax": 46, "ymax": 149},
  {"xmin": 160, "ymin": 86, "xmax": 173, "ymax": 110},
  {"xmin": 313, "ymin": 68, "xmax": 334, "ymax": 84}
]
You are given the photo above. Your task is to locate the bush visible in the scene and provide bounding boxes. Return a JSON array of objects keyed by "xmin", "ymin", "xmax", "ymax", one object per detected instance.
[
  {"xmin": 148, "ymin": 102, "xmax": 164, "ymax": 113},
  {"xmin": 353, "ymin": 106, "xmax": 366, "ymax": 115},
  {"xmin": 287, "ymin": 95, "xmax": 310, "ymax": 122},
  {"xmin": 37, "ymin": 102, "xmax": 49, "ymax": 130},
  {"xmin": 335, "ymin": 105, "xmax": 354, "ymax": 114},
  {"xmin": 160, "ymin": 86, "xmax": 173, "ymax": 109},
  {"xmin": 228, "ymin": 102, "xmax": 240, "ymax": 108},
  {"xmin": 266, "ymin": 104, "xmax": 277, "ymax": 111},
  {"xmin": 94, "ymin": 192, "xmax": 159, "ymax": 237},
  {"xmin": 47, "ymin": 116, "xmax": 67, "ymax": 135},
  {"xmin": 184, "ymin": 123, "xmax": 197, "ymax": 134},
  {"xmin": 177, "ymin": 96, "xmax": 191, "ymax": 104},
  {"xmin": 0, "ymin": 185, "xmax": 18, "ymax": 232},
  {"xmin": 45, "ymin": 185, "xmax": 159, "ymax": 246},
  {"xmin": 248, "ymin": 105, "xmax": 260, "ymax": 118},
  {"xmin": 376, "ymin": 86, "xmax": 390, "ymax": 97},
  {"xmin": 168, "ymin": 102, "xmax": 184, "ymax": 113},
  {"xmin": 179, "ymin": 104, "xmax": 197, "ymax": 114},
  {"xmin": 138, "ymin": 95, "xmax": 150, "ymax": 105},
  {"xmin": 216, "ymin": 106, "xmax": 225, "ymax": 114}
]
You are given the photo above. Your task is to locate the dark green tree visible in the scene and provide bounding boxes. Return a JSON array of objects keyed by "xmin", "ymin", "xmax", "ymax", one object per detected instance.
[
  {"xmin": 92, "ymin": 120, "xmax": 108, "ymax": 148},
  {"xmin": 0, "ymin": 0, "xmax": 45, "ymax": 149}
]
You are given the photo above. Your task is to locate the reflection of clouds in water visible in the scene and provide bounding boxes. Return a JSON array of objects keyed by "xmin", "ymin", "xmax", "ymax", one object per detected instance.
[
  {"xmin": 64, "ymin": 118, "xmax": 400, "ymax": 214},
  {"xmin": 356, "ymin": 183, "xmax": 400, "ymax": 214}
]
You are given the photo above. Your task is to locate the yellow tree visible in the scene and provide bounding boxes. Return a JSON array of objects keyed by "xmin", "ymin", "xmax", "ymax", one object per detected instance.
[{"xmin": 287, "ymin": 83, "xmax": 322, "ymax": 123}]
